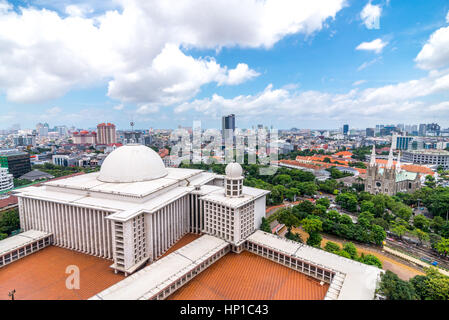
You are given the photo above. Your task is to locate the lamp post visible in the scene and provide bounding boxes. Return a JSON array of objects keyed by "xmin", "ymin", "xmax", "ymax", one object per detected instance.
[{"xmin": 8, "ymin": 289, "xmax": 15, "ymax": 300}]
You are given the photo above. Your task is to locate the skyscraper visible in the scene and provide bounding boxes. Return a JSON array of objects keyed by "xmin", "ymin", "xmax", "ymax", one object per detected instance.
[
  {"xmin": 366, "ymin": 128, "xmax": 375, "ymax": 137},
  {"xmin": 419, "ymin": 124, "xmax": 427, "ymax": 137},
  {"xmin": 97, "ymin": 123, "xmax": 117, "ymax": 145},
  {"xmin": 343, "ymin": 124, "xmax": 349, "ymax": 135},
  {"xmin": 222, "ymin": 114, "xmax": 235, "ymax": 142}
]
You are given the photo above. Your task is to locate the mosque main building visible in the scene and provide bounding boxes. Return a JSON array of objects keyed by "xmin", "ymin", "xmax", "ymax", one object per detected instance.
[
  {"xmin": 14, "ymin": 145, "xmax": 268, "ymax": 275},
  {"xmin": 3, "ymin": 144, "xmax": 382, "ymax": 300}
]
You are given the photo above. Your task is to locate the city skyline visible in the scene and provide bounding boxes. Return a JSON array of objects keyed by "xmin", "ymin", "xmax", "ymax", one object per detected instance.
[{"xmin": 0, "ymin": 1, "xmax": 448, "ymax": 129}]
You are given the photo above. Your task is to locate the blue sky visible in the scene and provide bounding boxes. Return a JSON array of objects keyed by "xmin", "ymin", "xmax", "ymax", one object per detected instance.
[{"xmin": 1, "ymin": 0, "xmax": 449, "ymax": 130}]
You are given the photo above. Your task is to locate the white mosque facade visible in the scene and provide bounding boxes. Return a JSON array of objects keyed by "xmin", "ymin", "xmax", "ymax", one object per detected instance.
[{"xmin": 14, "ymin": 145, "xmax": 269, "ymax": 275}]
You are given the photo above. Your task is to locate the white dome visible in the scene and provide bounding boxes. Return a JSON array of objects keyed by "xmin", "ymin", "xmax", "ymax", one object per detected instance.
[
  {"xmin": 98, "ymin": 144, "xmax": 168, "ymax": 183},
  {"xmin": 225, "ymin": 162, "xmax": 243, "ymax": 178}
]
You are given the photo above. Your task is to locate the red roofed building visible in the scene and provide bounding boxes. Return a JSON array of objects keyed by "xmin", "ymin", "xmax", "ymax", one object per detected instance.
[
  {"xmin": 0, "ymin": 195, "xmax": 18, "ymax": 212},
  {"xmin": 97, "ymin": 123, "xmax": 117, "ymax": 145},
  {"xmin": 335, "ymin": 151, "xmax": 353, "ymax": 158},
  {"xmin": 72, "ymin": 131, "xmax": 97, "ymax": 145}
]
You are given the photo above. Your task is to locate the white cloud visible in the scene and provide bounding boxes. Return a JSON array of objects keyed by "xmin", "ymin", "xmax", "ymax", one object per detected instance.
[
  {"xmin": 65, "ymin": 4, "xmax": 93, "ymax": 17},
  {"xmin": 446, "ymin": 10, "xmax": 449, "ymax": 23},
  {"xmin": 0, "ymin": 0, "xmax": 346, "ymax": 105},
  {"xmin": 360, "ymin": 2, "xmax": 382, "ymax": 29},
  {"xmin": 356, "ymin": 38, "xmax": 387, "ymax": 53},
  {"xmin": 415, "ymin": 26, "xmax": 449, "ymax": 70},
  {"xmin": 175, "ymin": 69, "xmax": 449, "ymax": 123},
  {"xmin": 46, "ymin": 106, "xmax": 62, "ymax": 115},
  {"xmin": 357, "ymin": 57, "xmax": 381, "ymax": 71},
  {"xmin": 136, "ymin": 105, "xmax": 160, "ymax": 115},
  {"xmin": 217, "ymin": 63, "xmax": 260, "ymax": 86},
  {"xmin": 113, "ymin": 104, "xmax": 124, "ymax": 110},
  {"xmin": 352, "ymin": 80, "xmax": 367, "ymax": 86}
]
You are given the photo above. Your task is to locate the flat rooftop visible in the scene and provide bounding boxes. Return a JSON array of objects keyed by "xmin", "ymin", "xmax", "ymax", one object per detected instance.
[
  {"xmin": 91, "ymin": 235, "xmax": 230, "ymax": 300},
  {"xmin": 0, "ymin": 246, "xmax": 124, "ymax": 300},
  {"xmin": 0, "ymin": 230, "xmax": 51, "ymax": 256},
  {"xmin": 168, "ymin": 250, "xmax": 329, "ymax": 300},
  {"xmin": 247, "ymin": 231, "xmax": 383, "ymax": 300}
]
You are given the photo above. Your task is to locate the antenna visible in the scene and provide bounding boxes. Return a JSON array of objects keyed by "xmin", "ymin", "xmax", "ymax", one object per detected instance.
[{"xmin": 130, "ymin": 121, "xmax": 135, "ymax": 133}]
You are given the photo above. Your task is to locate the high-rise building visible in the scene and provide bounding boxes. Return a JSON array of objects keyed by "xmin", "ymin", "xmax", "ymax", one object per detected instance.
[
  {"xmin": 13, "ymin": 134, "xmax": 36, "ymax": 147},
  {"xmin": 97, "ymin": 123, "xmax": 117, "ymax": 145},
  {"xmin": 0, "ymin": 167, "xmax": 13, "ymax": 193},
  {"xmin": 343, "ymin": 124, "xmax": 349, "ymax": 135},
  {"xmin": 0, "ymin": 150, "xmax": 32, "ymax": 178},
  {"xmin": 36, "ymin": 123, "xmax": 49, "ymax": 137},
  {"xmin": 222, "ymin": 114, "xmax": 235, "ymax": 142},
  {"xmin": 394, "ymin": 135, "xmax": 414, "ymax": 150},
  {"xmin": 418, "ymin": 124, "xmax": 427, "ymax": 137},
  {"xmin": 426, "ymin": 123, "xmax": 441, "ymax": 136},
  {"xmin": 366, "ymin": 128, "xmax": 375, "ymax": 137},
  {"xmin": 72, "ymin": 131, "xmax": 97, "ymax": 145}
]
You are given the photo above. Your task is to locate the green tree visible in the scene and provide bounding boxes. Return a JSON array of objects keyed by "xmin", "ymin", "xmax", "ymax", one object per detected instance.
[
  {"xmin": 391, "ymin": 224, "xmax": 407, "ymax": 240},
  {"xmin": 324, "ymin": 241, "xmax": 340, "ymax": 253},
  {"xmin": 413, "ymin": 229, "xmax": 429, "ymax": 245},
  {"xmin": 302, "ymin": 217, "xmax": 323, "ymax": 234},
  {"xmin": 307, "ymin": 232, "xmax": 322, "ymax": 247},
  {"xmin": 413, "ymin": 215, "xmax": 430, "ymax": 232},
  {"xmin": 377, "ymin": 271, "xmax": 418, "ymax": 300},
  {"xmin": 342, "ymin": 242, "xmax": 358, "ymax": 259},
  {"xmin": 302, "ymin": 218, "xmax": 323, "ymax": 247},
  {"xmin": 360, "ymin": 200, "xmax": 375, "ymax": 214},
  {"xmin": 295, "ymin": 200, "xmax": 315, "ymax": 215},
  {"xmin": 273, "ymin": 174, "xmax": 292, "ymax": 186},
  {"xmin": 278, "ymin": 209, "xmax": 300, "ymax": 234},
  {"xmin": 361, "ymin": 254, "xmax": 382, "ymax": 268},
  {"xmin": 371, "ymin": 224, "xmax": 387, "ymax": 246},
  {"xmin": 435, "ymin": 238, "xmax": 449, "ymax": 257},
  {"xmin": 316, "ymin": 197, "xmax": 330, "ymax": 209},
  {"xmin": 260, "ymin": 217, "xmax": 271, "ymax": 233},
  {"xmin": 424, "ymin": 175, "xmax": 436, "ymax": 188},
  {"xmin": 0, "ymin": 209, "xmax": 20, "ymax": 235}
]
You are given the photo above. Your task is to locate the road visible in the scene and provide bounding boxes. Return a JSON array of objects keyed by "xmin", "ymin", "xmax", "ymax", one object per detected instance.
[{"xmin": 290, "ymin": 227, "xmax": 425, "ymax": 281}]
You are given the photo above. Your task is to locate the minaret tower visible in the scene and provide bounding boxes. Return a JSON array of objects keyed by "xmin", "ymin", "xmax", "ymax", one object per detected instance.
[{"xmin": 224, "ymin": 162, "xmax": 244, "ymax": 198}]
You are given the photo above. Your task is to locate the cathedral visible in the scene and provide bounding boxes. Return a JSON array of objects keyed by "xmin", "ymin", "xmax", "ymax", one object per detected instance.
[{"xmin": 365, "ymin": 146, "xmax": 421, "ymax": 196}]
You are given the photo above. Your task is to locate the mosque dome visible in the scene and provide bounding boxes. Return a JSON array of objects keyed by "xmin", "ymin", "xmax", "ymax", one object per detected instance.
[
  {"xmin": 98, "ymin": 144, "xmax": 168, "ymax": 183},
  {"xmin": 225, "ymin": 162, "xmax": 243, "ymax": 178}
]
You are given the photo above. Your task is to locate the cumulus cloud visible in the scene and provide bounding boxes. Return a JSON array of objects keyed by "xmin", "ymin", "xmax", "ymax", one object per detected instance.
[
  {"xmin": 175, "ymin": 69, "xmax": 449, "ymax": 122},
  {"xmin": 0, "ymin": 0, "xmax": 346, "ymax": 105},
  {"xmin": 415, "ymin": 26, "xmax": 449, "ymax": 70},
  {"xmin": 360, "ymin": 2, "xmax": 382, "ymax": 29},
  {"xmin": 113, "ymin": 104, "xmax": 124, "ymax": 110},
  {"xmin": 356, "ymin": 38, "xmax": 387, "ymax": 53}
]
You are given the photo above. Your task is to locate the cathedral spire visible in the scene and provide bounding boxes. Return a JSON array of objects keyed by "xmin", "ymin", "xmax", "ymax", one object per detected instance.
[
  {"xmin": 386, "ymin": 147, "xmax": 394, "ymax": 169},
  {"xmin": 396, "ymin": 151, "xmax": 402, "ymax": 172},
  {"xmin": 370, "ymin": 145, "xmax": 376, "ymax": 167}
]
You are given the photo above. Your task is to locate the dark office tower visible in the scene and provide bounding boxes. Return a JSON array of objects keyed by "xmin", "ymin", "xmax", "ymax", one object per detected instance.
[
  {"xmin": 222, "ymin": 114, "xmax": 236, "ymax": 141},
  {"xmin": 366, "ymin": 128, "xmax": 375, "ymax": 137},
  {"xmin": 0, "ymin": 151, "xmax": 31, "ymax": 178},
  {"xmin": 418, "ymin": 124, "xmax": 426, "ymax": 137},
  {"xmin": 343, "ymin": 124, "xmax": 349, "ymax": 135}
]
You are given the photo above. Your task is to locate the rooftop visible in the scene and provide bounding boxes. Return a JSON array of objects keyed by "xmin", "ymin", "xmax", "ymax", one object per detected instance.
[
  {"xmin": 0, "ymin": 246, "xmax": 124, "ymax": 300},
  {"xmin": 168, "ymin": 250, "xmax": 329, "ymax": 300},
  {"xmin": 0, "ymin": 230, "xmax": 50, "ymax": 256},
  {"xmin": 90, "ymin": 235, "xmax": 230, "ymax": 300},
  {"xmin": 247, "ymin": 231, "xmax": 383, "ymax": 300},
  {"xmin": 404, "ymin": 149, "xmax": 449, "ymax": 156}
]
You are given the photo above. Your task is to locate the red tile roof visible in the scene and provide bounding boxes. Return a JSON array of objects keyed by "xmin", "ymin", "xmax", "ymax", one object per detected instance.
[
  {"xmin": 167, "ymin": 251, "xmax": 329, "ymax": 300},
  {"xmin": 0, "ymin": 195, "xmax": 18, "ymax": 210}
]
